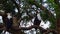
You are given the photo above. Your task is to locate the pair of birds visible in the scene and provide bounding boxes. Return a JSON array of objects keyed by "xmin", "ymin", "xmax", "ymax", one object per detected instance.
[{"xmin": 1, "ymin": 12, "xmax": 41, "ymax": 30}]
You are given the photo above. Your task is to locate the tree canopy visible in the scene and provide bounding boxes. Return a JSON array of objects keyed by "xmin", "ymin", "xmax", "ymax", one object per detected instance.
[{"xmin": 0, "ymin": 0, "xmax": 60, "ymax": 34}]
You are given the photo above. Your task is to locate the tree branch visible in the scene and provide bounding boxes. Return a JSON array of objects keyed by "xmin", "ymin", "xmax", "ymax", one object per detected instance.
[
  {"xmin": 0, "ymin": 25, "xmax": 57, "ymax": 34},
  {"xmin": 11, "ymin": 0, "xmax": 20, "ymax": 13},
  {"xmin": 11, "ymin": 25, "xmax": 58, "ymax": 34},
  {"xmin": 11, "ymin": 0, "xmax": 22, "ymax": 20},
  {"xmin": 34, "ymin": 2, "xmax": 53, "ymax": 17}
]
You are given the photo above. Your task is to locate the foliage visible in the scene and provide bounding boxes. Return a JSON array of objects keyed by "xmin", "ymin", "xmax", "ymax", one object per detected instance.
[{"xmin": 0, "ymin": 0, "xmax": 59, "ymax": 34}]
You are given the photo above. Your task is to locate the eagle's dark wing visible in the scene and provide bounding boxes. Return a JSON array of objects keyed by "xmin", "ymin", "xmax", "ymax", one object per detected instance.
[{"xmin": 34, "ymin": 16, "xmax": 41, "ymax": 26}]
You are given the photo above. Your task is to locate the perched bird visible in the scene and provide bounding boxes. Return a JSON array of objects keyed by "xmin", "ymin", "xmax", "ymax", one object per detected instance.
[
  {"xmin": 34, "ymin": 16, "xmax": 41, "ymax": 26},
  {"xmin": 34, "ymin": 14, "xmax": 41, "ymax": 26},
  {"xmin": 6, "ymin": 13, "xmax": 13, "ymax": 30},
  {"xmin": 34, "ymin": 13, "xmax": 41, "ymax": 30}
]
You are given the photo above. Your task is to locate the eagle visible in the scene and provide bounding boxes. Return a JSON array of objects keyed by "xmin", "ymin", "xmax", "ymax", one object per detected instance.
[
  {"xmin": 34, "ymin": 14, "xmax": 41, "ymax": 30},
  {"xmin": 34, "ymin": 15, "xmax": 41, "ymax": 26}
]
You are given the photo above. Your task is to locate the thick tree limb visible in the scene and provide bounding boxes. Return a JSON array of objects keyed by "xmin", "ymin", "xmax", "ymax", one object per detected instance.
[
  {"xmin": 54, "ymin": 0, "xmax": 60, "ymax": 34},
  {"xmin": 0, "ymin": 25, "xmax": 57, "ymax": 34},
  {"xmin": 19, "ymin": 25, "xmax": 44, "ymax": 30}
]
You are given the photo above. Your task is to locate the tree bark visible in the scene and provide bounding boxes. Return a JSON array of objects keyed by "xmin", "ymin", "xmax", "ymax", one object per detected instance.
[
  {"xmin": 54, "ymin": 0, "xmax": 60, "ymax": 34},
  {"xmin": 56, "ymin": 18, "xmax": 60, "ymax": 34}
]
